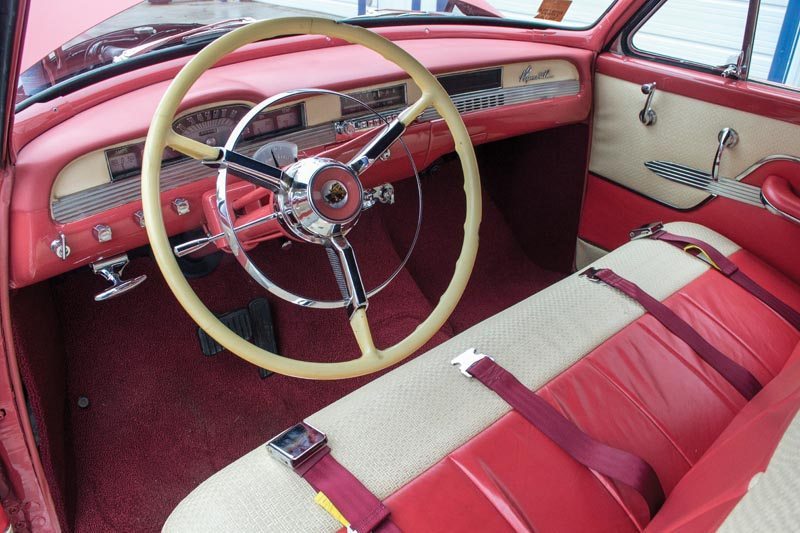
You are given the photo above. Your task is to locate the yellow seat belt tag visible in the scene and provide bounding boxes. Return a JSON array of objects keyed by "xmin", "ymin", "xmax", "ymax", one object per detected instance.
[
  {"xmin": 314, "ymin": 491, "xmax": 350, "ymax": 528},
  {"xmin": 683, "ymin": 244, "xmax": 721, "ymax": 271}
]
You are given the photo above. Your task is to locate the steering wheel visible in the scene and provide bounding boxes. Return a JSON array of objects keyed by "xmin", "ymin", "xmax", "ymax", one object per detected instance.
[{"xmin": 141, "ymin": 17, "xmax": 481, "ymax": 379}]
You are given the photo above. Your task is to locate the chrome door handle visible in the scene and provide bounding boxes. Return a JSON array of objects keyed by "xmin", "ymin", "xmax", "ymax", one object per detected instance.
[
  {"xmin": 639, "ymin": 82, "xmax": 657, "ymax": 126},
  {"xmin": 712, "ymin": 128, "xmax": 739, "ymax": 181}
]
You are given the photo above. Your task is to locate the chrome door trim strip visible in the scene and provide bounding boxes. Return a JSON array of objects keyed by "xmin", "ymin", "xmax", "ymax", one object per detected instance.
[
  {"xmin": 644, "ymin": 160, "xmax": 764, "ymax": 208},
  {"xmin": 644, "ymin": 154, "xmax": 800, "ymax": 210}
]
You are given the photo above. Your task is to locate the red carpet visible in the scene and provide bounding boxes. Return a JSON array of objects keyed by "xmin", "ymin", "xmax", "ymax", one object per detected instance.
[{"xmin": 16, "ymin": 165, "xmax": 567, "ymax": 532}]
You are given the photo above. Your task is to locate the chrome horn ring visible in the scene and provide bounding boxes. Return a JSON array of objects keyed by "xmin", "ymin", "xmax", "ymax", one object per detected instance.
[{"xmin": 215, "ymin": 88, "xmax": 422, "ymax": 310}]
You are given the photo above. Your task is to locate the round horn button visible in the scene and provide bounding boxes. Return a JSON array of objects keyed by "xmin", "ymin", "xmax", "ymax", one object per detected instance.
[
  {"xmin": 309, "ymin": 164, "xmax": 362, "ymax": 223},
  {"xmin": 322, "ymin": 180, "xmax": 348, "ymax": 208}
]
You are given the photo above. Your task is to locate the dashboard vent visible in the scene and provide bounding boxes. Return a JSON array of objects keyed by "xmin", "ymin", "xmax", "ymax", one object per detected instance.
[
  {"xmin": 457, "ymin": 92, "xmax": 506, "ymax": 114},
  {"xmin": 417, "ymin": 80, "xmax": 580, "ymax": 122}
]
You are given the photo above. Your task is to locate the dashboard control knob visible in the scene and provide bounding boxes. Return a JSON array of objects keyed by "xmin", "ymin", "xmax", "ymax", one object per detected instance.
[
  {"xmin": 50, "ymin": 233, "xmax": 70, "ymax": 261},
  {"xmin": 92, "ymin": 224, "xmax": 113, "ymax": 243},
  {"xmin": 171, "ymin": 198, "xmax": 190, "ymax": 216},
  {"xmin": 335, "ymin": 121, "xmax": 356, "ymax": 136},
  {"xmin": 133, "ymin": 210, "xmax": 146, "ymax": 228}
]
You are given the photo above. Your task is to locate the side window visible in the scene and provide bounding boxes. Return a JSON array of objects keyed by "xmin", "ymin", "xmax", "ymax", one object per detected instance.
[
  {"xmin": 631, "ymin": 0, "xmax": 749, "ymax": 69},
  {"xmin": 751, "ymin": 1, "xmax": 800, "ymax": 87},
  {"xmin": 629, "ymin": 0, "xmax": 800, "ymax": 91}
]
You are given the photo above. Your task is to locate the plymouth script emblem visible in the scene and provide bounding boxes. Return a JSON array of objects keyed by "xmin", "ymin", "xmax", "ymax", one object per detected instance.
[{"xmin": 519, "ymin": 65, "xmax": 554, "ymax": 83}]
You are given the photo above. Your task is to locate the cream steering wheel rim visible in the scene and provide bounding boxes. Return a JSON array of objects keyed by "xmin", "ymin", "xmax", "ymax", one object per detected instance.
[{"xmin": 141, "ymin": 17, "xmax": 482, "ymax": 379}]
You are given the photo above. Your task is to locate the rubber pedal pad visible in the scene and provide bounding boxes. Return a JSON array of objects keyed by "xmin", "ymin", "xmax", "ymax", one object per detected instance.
[
  {"xmin": 197, "ymin": 307, "xmax": 253, "ymax": 357},
  {"xmin": 197, "ymin": 298, "xmax": 277, "ymax": 378}
]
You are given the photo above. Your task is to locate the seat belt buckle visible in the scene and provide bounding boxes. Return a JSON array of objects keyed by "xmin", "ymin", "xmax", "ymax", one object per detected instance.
[
  {"xmin": 629, "ymin": 221, "xmax": 664, "ymax": 240},
  {"xmin": 451, "ymin": 348, "xmax": 493, "ymax": 378},
  {"xmin": 267, "ymin": 422, "xmax": 328, "ymax": 470},
  {"xmin": 580, "ymin": 267, "xmax": 603, "ymax": 283}
]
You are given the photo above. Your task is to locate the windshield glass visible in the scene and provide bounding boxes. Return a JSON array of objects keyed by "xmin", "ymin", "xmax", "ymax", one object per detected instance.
[{"xmin": 17, "ymin": 0, "xmax": 615, "ymax": 107}]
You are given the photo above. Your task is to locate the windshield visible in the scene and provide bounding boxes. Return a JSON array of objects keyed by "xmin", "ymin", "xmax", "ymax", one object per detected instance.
[{"xmin": 17, "ymin": 0, "xmax": 615, "ymax": 108}]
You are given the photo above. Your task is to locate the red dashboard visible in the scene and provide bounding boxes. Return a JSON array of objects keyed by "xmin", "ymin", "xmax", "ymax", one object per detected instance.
[{"xmin": 9, "ymin": 33, "xmax": 593, "ymax": 288}]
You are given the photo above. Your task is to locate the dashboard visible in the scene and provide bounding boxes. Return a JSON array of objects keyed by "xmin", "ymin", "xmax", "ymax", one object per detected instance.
[{"xmin": 11, "ymin": 36, "xmax": 592, "ymax": 288}]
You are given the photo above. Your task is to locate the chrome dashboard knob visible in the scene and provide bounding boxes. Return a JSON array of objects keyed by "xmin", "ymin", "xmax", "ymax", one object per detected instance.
[
  {"xmin": 50, "ymin": 233, "xmax": 71, "ymax": 260},
  {"xmin": 93, "ymin": 224, "xmax": 113, "ymax": 243},
  {"xmin": 171, "ymin": 197, "xmax": 190, "ymax": 216},
  {"xmin": 335, "ymin": 120, "xmax": 356, "ymax": 136}
]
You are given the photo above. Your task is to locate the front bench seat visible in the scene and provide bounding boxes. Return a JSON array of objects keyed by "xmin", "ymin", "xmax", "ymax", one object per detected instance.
[{"xmin": 164, "ymin": 222, "xmax": 800, "ymax": 532}]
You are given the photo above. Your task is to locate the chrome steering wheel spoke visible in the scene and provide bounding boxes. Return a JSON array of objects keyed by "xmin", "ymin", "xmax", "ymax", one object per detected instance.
[
  {"xmin": 347, "ymin": 94, "xmax": 431, "ymax": 176},
  {"xmin": 204, "ymin": 148, "xmax": 286, "ymax": 193},
  {"xmin": 326, "ymin": 235, "xmax": 368, "ymax": 317},
  {"xmin": 211, "ymin": 88, "xmax": 422, "ymax": 312},
  {"xmin": 348, "ymin": 118, "xmax": 406, "ymax": 175}
]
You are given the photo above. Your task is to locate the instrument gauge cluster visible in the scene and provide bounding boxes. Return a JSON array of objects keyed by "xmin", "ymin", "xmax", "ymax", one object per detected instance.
[
  {"xmin": 172, "ymin": 104, "xmax": 251, "ymax": 147},
  {"xmin": 103, "ymin": 102, "xmax": 305, "ymax": 182}
]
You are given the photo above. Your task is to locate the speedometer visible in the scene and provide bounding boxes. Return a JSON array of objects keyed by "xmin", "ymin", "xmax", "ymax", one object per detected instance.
[
  {"xmin": 172, "ymin": 104, "xmax": 251, "ymax": 146},
  {"xmin": 253, "ymin": 141, "xmax": 298, "ymax": 167},
  {"xmin": 171, "ymin": 103, "xmax": 305, "ymax": 146}
]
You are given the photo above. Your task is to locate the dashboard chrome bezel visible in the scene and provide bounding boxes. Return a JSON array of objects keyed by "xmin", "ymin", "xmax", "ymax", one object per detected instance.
[{"xmin": 102, "ymin": 100, "xmax": 307, "ymax": 185}]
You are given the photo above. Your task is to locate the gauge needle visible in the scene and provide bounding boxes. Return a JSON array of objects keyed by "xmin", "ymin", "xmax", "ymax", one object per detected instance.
[{"xmin": 271, "ymin": 149, "xmax": 280, "ymax": 167}]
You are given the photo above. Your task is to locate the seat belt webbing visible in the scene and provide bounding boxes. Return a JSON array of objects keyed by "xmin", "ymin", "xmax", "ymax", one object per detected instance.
[
  {"xmin": 648, "ymin": 229, "xmax": 800, "ymax": 331},
  {"xmin": 583, "ymin": 267, "xmax": 762, "ymax": 400},
  {"xmin": 297, "ymin": 447, "xmax": 400, "ymax": 533},
  {"xmin": 454, "ymin": 352, "xmax": 666, "ymax": 519}
]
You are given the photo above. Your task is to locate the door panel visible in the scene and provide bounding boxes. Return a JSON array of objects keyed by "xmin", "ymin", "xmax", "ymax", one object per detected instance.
[
  {"xmin": 582, "ymin": 52, "xmax": 800, "ymax": 282},
  {"xmin": 589, "ymin": 72, "xmax": 800, "ymax": 209}
]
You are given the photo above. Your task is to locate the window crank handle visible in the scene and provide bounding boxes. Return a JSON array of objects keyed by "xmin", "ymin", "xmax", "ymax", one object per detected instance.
[
  {"xmin": 639, "ymin": 82, "xmax": 657, "ymax": 126},
  {"xmin": 712, "ymin": 128, "xmax": 739, "ymax": 182}
]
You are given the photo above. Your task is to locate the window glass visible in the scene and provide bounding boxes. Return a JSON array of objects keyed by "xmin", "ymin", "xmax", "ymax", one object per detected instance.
[
  {"xmin": 631, "ymin": 0, "xmax": 748, "ymax": 68},
  {"xmin": 630, "ymin": 0, "xmax": 800, "ymax": 90},
  {"xmin": 750, "ymin": 1, "xmax": 800, "ymax": 88}
]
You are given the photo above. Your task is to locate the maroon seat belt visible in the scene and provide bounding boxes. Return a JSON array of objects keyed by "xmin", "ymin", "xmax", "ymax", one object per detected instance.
[
  {"xmin": 631, "ymin": 222, "xmax": 800, "ymax": 331},
  {"xmin": 267, "ymin": 423, "xmax": 400, "ymax": 532},
  {"xmin": 452, "ymin": 350, "xmax": 666, "ymax": 519},
  {"xmin": 299, "ymin": 449, "xmax": 400, "ymax": 533},
  {"xmin": 582, "ymin": 267, "xmax": 762, "ymax": 400}
]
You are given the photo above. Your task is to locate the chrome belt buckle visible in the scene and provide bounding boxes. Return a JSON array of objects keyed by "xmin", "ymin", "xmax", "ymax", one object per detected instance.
[
  {"xmin": 267, "ymin": 422, "xmax": 328, "ymax": 469},
  {"xmin": 629, "ymin": 221, "xmax": 664, "ymax": 240},
  {"xmin": 451, "ymin": 348, "xmax": 492, "ymax": 378}
]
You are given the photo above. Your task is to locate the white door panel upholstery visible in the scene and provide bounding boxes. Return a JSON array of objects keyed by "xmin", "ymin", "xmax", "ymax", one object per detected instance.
[
  {"xmin": 590, "ymin": 74, "xmax": 800, "ymax": 209},
  {"xmin": 163, "ymin": 222, "xmax": 738, "ymax": 532}
]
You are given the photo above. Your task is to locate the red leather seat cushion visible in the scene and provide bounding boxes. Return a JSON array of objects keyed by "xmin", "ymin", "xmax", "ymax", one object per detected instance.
[
  {"xmin": 646, "ymin": 343, "xmax": 800, "ymax": 532},
  {"xmin": 383, "ymin": 250, "xmax": 800, "ymax": 531}
]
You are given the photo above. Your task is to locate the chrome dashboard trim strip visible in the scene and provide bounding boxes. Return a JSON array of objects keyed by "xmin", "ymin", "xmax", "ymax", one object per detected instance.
[
  {"xmin": 51, "ymin": 124, "xmax": 336, "ymax": 222},
  {"xmin": 52, "ymin": 78, "xmax": 580, "ymax": 223}
]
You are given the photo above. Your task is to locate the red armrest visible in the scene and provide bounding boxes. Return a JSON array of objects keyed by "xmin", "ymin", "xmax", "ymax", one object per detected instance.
[{"xmin": 762, "ymin": 175, "xmax": 800, "ymax": 223}]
